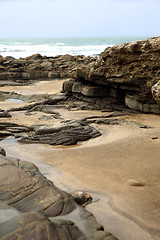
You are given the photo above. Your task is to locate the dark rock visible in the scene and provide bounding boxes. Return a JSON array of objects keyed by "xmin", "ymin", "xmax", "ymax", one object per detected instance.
[
  {"xmin": 62, "ymin": 79, "xmax": 76, "ymax": 94},
  {"xmin": 0, "ymin": 54, "xmax": 97, "ymax": 81},
  {"xmin": 81, "ymin": 85, "xmax": 108, "ymax": 97},
  {"xmin": 125, "ymin": 94, "xmax": 160, "ymax": 114},
  {"xmin": 72, "ymin": 191, "xmax": 93, "ymax": 205},
  {"xmin": 8, "ymin": 94, "xmax": 68, "ymax": 112},
  {"xmin": 72, "ymin": 81, "xmax": 83, "ymax": 93},
  {"xmin": 151, "ymin": 136, "xmax": 158, "ymax": 140},
  {"xmin": 26, "ymin": 105, "xmax": 62, "ymax": 118},
  {"xmin": 0, "ymin": 110, "xmax": 11, "ymax": 118},
  {"xmin": 77, "ymin": 67, "xmax": 89, "ymax": 80},
  {"xmin": 0, "ymin": 156, "xmax": 76, "ymax": 216},
  {"xmin": 0, "ymin": 122, "xmax": 22, "ymax": 130},
  {"xmin": 0, "ymin": 131, "xmax": 12, "ymax": 138},
  {"xmin": 6, "ymin": 126, "xmax": 30, "ymax": 133},
  {"xmin": 0, "ymin": 146, "xmax": 6, "ymax": 156},
  {"xmin": 19, "ymin": 120, "xmax": 101, "ymax": 145},
  {"xmin": 0, "ymin": 212, "xmax": 87, "ymax": 240},
  {"xmin": 88, "ymin": 37, "xmax": 160, "ymax": 112}
]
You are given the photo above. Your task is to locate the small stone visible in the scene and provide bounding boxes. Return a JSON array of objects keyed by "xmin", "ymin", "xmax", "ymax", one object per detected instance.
[
  {"xmin": 0, "ymin": 110, "xmax": 11, "ymax": 118},
  {"xmin": 126, "ymin": 179, "xmax": 145, "ymax": 187},
  {"xmin": 152, "ymin": 137, "xmax": 158, "ymax": 140},
  {"xmin": 72, "ymin": 191, "xmax": 92, "ymax": 205},
  {"xmin": 0, "ymin": 146, "xmax": 6, "ymax": 156}
]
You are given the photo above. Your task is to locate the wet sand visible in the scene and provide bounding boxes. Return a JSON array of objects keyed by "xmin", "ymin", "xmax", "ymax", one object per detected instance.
[
  {"xmin": 0, "ymin": 80, "xmax": 65, "ymax": 96},
  {"xmin": 0, "ymin": 80, "xmax": 160, "ymax": 240}
]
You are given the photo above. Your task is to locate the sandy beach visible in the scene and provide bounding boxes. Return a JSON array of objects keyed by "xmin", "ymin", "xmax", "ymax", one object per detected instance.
[{"xmin": 0, "ymin": 80, "xmax": 160, "ymax": 240}]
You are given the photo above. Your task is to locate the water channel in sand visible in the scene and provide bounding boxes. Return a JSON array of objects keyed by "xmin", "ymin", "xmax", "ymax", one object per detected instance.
[{"xmin": 0, "ymin": 80, "xmax": 160, "ymax": 240}]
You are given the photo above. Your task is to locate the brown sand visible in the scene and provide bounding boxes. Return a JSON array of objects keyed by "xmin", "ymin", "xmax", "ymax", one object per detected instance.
[
  {"xmin": 0, "ymin": 80, "xmax": 160, "ymax": 240},
  {"xmin": 0, "ymin": 80, "xmax": 65, "ymax": 95}
]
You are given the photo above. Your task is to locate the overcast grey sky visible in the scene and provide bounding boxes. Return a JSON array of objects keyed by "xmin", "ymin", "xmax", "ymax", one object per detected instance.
[{"xmin": 0, "ymin": 0, "xmax": 159, "ymax": 38}]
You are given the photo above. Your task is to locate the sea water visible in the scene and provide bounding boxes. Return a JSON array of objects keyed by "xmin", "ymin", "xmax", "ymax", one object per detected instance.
[{"xmin": 0, "ymin": 37, "xmax": 149, "ymax": 59}]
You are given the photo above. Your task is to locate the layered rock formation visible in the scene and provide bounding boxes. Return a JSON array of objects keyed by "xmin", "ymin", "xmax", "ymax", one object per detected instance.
[
  {"xmin": 89, "ymin": 36, "xmax": 160, "ymax": 113},
  {"xmin": 0, "ymin": 148, "xmax": 117, "ymax": 240},
  {"xmin": 1, "ymin": 36, "xmax": 160, "ymax": 113},
  {"xmin": 19, "ymin": 120, "xmax": 101, "ymax": 145},
  {"xmin": 0, "ymin": 54, "xmax": 96, "ymax": 81},
  {"xmin": 70, "ymin": 36, "xmax": 160, "ymax": 113}
]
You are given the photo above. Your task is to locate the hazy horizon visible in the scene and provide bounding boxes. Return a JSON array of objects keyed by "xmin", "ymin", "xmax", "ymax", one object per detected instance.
[
  {"xmin": 0, "ymin": 0, "xmax": 159, "ymax": 38},
  {"xmin": 0, "ymin": 36, "xmax": 153, "ymax": 39}
]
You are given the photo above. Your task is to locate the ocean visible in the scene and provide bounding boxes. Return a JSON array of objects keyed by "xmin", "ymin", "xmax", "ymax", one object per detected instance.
[{"xmin": 0, "ymin": 37, "xmax": 149, "ymax": 59}]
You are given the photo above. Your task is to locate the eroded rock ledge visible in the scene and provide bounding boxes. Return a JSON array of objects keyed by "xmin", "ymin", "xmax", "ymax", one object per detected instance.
[
  {"xmin": 68, "ymin": 36, "xmax": 160, "ymax": 113},
  {"xmin": 0, "ymin": 148, "xmax": 118, "ymax": 240}
]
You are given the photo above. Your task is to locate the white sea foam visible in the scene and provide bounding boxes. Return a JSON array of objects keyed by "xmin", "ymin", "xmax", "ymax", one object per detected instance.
[
  {"xmin": 0, "ymin": 43, "xmax": 111, "ymax": 58},
  {"xmin": 0, "ymin": 37, "xmax": 147, "ymax": 59}
]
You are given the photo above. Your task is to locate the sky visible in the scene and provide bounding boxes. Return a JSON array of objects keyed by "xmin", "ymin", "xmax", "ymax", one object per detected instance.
[{"xmin": 0, "ymin": 0, "xmax": 159, "ymax": 38}]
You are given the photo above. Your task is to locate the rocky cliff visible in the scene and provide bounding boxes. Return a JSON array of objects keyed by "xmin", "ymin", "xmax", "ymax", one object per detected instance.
[
  {"xmin": 0, "ymin": 36, "xmax": 160, "ymax": 113},
  {"xmin": 64, "ymin": 36, "xmax": 160, "ymax": 113},
  {"xmin": 88, "ymin": 36, "xmax": 160, "ymax": 113}
]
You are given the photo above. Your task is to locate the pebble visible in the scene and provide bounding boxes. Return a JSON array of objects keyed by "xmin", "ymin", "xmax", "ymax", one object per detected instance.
[
  {"xmin": 126, "ymin": 179, "xmax": 145, "ymax": 187},
  {"xmin": 152, "ymin": 137, "xmax": 158, "ymax": 140},
  {"xmin": 72, "ymin": 191, "xmax": 92, "ymax": 205}
]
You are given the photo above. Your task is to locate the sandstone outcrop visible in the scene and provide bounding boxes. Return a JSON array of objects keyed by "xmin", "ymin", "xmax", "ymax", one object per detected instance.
[{"xmin": 0, "ymin": 150, "xmax": 118, "ymax": 240}]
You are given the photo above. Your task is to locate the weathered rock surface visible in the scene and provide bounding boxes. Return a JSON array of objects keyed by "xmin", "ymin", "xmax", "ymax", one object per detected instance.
[
  {"xmin": 0, "ymin": 54, "xmax": 97, "ymax": 81},
  {"xmin": 87, "ymin": 36, "xmax": 160, "ymax": 113},
  {"xmin": 0, "ymin": 212, "xmax": 87, "ymax": 240},
  {"xmin": 89, "ymin": 37, "xmax": 160, "ymax": 87},
  {"xmin": 0, "ymin": 153, "xmax": 118, "ymax": 240},
  {"xmin": 19, "ymin": 120, "xmax": 101, "ymax": 145},
  {"xmin": 61, "ymin": 37, "xmax": 160, "ymax": 113},
  {"xmin": 152, "ymin": 80, "xmax": 160, "ymax": 106},
  {"xmin": 0, "ymin": 109, "xmax": 11, "ymax": 118},
  {"xmin": 0, "ymin": 146, "xmax": 6, "ymax": 156}
]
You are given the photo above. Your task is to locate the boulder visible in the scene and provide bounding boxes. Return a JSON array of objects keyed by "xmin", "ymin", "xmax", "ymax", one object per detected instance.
[
  {"xmin": 40, "ymin": 61, "xmax": 52, "ymax": 68},
  {"xmin": 62, "ymin": 79, "xmax": 76, "ymax": 94},
  {"xmin": 152, "ymin": 80, "xmax": 160, "ymax": 106},
  {"xmin": 0, "ymin": 110, "xmax": 11, "ymax": 118}
]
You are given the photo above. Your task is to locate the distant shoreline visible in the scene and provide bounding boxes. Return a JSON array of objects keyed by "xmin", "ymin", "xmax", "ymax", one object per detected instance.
[{"xmin": 0, "ymin": 36, "xmax": 149, "ymax": 59}]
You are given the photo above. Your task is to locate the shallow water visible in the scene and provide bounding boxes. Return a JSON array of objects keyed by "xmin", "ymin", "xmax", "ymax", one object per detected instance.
[
  {"xmin": 0, "ymin": 80, "xmax": 65, "ymax": 96},
  {"xmin": 0, "ymin": 80, "xmax": 160, "ymax": 240},
  {"xmin": 4, "ymin": 98, "xmax": 24, "ymax": 103}
]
